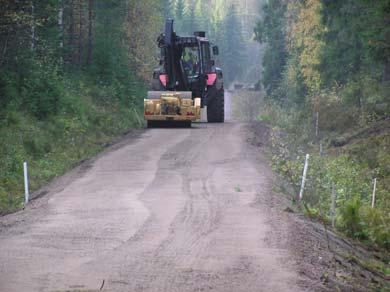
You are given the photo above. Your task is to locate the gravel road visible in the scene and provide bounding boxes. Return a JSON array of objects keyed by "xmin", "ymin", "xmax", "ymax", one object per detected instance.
[{"xmin": 1, "ymin": 112, "xmax": 309, "ymax": 291}]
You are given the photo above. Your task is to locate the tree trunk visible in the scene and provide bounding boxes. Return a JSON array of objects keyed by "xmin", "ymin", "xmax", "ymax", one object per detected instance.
[
  {"xmin": 31, "ymin": 2, "xmax": 35, "ymax": 51},
  {"xmin": 58, "ymin": 0, "xmax": 64, "ymax": 49},
  {"xmin": 78, "ymin": 0, "xmax": 83, "ymax": 66},
  {"xmin": 69, "ymin": 0, "xmax": 75, "ymax": 64},
  {"xmin": 58, "ymin": 0, "xmax": 64, "ymax": 66},
  {"xmin": 87, "ymin": 0, "xmax": 93, "ymax": 65}
]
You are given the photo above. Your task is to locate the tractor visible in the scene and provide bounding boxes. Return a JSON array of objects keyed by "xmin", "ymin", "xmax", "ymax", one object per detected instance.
[{"xmin": 144, "ymin": 19, "xmax": 224, "ymax": 127}]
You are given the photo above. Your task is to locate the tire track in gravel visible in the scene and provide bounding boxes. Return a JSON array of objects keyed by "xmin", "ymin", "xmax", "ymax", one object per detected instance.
[
  {"xmin": 1, "ymin": 122, "xmax": 305, "ymax": 292},
  {"xmin": 142, "ymin": 126, "xmax": 221, "ymax": 292}
]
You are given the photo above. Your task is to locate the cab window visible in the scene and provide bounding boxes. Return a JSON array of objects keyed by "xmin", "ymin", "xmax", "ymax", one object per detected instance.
[
  {"xmin": 181, "ymin": 46, "xmax": 200, "ymax": 77},
  {"xmin": 201, "ymin": 43, "xmax": 211, "ymax": 72}
]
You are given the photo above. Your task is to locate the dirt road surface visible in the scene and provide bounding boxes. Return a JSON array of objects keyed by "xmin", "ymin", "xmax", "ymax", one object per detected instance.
[
  {"xmin": 0, "ymin": 90, "xmax": 327, "ymax": 292},
  {"xmin": 0, "ymin": 123, "xmax": 309, "ymax": 292}
]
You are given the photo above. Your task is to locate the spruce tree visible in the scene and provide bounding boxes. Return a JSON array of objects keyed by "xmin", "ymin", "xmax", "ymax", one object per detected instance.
[
  {"xmin": 221, "ymin": 5, "xmax": 245, "ymax": 84},
  {"xmin": 183, "ymin": 2, "xmax": 196, "ymax": 34},
  {"xmin": 175, "ymin": 0, "xmax": 185, "ymax": 19},
  {"xmin": 162, "ymin": 0, "xmax": 174, "ymax": 19}
]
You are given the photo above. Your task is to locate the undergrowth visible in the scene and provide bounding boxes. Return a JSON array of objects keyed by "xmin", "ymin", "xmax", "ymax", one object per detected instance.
[
  {"xmin": 0, "ymin": 70, "xmax": 145, "ymax": 214},
  {"xmin": 258, "ymin": 101, "xmax": 390, "ymax": 251}
]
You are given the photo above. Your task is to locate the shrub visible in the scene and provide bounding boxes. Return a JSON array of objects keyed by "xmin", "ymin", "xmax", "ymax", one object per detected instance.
[
  {"xmin": 261, "ymin": 101, "xmax": 389, "ymax": 249},
  {"xmin": 338, "ymin": 198, "xmax": 365, "ymax": 239},
  {"xmin": 361, "ymin": 207, "xmax": 390, "ymax": 249}
]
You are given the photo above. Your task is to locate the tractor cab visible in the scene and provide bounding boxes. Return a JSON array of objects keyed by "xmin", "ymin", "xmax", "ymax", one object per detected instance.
[
  {"xmin": 152, "ymin": 26, "xmax": 221, "ymax": 100},
  {"xmin": 146, "ymin": 19, "xmax": 224, "ymax": 126}
]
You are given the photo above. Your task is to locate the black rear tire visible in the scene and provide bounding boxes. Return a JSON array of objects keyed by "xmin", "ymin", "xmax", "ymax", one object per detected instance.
[
  {"xmin": 147, "ymin": 120, "xmax": 157, "ymax": 128},
  {"xmin": 207, "ymin": 90, "xmax": 224, "ymax": 123},
  {"xmin": 147, "ymin": 120, "xmax": 191, "ymax": 128}
]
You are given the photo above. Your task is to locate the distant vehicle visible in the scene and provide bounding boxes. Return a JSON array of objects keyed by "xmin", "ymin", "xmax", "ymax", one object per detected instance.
[
  {"xmin": 233, "ymin": 83, "xmax": 258, "ymax": 91},
  {"xmin": 144, "ymin": 19, "xmax": 224, "ymax": 127},
  {"xmin": 234, "ymin": 83, "xmax": 244, "ymax": 90}
]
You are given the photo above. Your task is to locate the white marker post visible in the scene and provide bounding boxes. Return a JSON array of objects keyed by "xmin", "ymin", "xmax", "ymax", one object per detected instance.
[
  {"xmin": 299, "ymin": 154, "xmax": 310, "ymax": 201},
  {"xmin": 23, "ymin": 162, "xmax": 29, "ymax": 205},
  {"xmin": 331, "ymin": 183, "xmax": 336, "ymax": 228},
  {"xmin": 371, "ymin": 178, "xmax": 377, "ymax": 208}
]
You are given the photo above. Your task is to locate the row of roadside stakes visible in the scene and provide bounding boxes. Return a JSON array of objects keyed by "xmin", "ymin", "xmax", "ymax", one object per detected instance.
[
  {"xmin": 298, "ymin": 154, "xmax": 379, "ymax": 228},
  {"xmin": 21, "ymin": 159, "xmax": 379, "ymax": 212}
]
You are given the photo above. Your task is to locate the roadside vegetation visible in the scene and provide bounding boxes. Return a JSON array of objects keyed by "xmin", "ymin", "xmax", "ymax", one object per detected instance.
[
  {"xmin": 253, "ymin": 0, "xmax": 389, "ymax": 252},
  {"xmin": 0, "ymin": 0, "xmax": 259, "ymax": 214},
  {"xmin": 0, "ymin": 0, "xmax": 162, "ymax": 214}
]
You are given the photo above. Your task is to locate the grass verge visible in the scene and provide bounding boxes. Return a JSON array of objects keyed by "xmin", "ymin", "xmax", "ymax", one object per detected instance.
[{"xmin": 0, "ymin": 78, "xmax": 145, "ymax": 215}]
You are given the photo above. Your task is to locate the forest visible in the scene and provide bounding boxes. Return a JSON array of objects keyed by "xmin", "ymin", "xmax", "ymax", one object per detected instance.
[
  {"xmin": 254, "ymin": 0, "xmax": 389, "ymax": 250},
  {"xmin": 0, "ymin": 0, "xmax": 254, "ymax": 213},
  {"xmin": 0, "ymin": 0, "xmax": 162, "ymax": 213},
  {"xmin": 0, "ymin": 0, "xmax": 389, "ymax": 252}
]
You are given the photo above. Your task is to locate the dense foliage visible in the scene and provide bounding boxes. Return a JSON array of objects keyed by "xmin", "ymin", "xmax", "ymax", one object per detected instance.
[
  {"xmin": 0, "ymin": 0, "xmax": 162, "ymax": 213},
  {"xmin": 255, "ymin": 0, "xmax": 389, "ymax": 113},
  {"xmin": 255, "ymin": 0, "xmax": 390, "ymax": 249},
  {"xmin": 0, "ymin": 0, "xmax": 259, "ymax": 213}
]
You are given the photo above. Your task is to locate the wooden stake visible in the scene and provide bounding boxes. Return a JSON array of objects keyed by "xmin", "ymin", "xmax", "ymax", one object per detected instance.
[
  {"xmin": 299, "ymin": 154, "xmax": 310, "ymax": 201},
  {"xmin": 23, "ymin": 162, "xmax": 29, "ymax": 205},
  {"xmin": 371, "ymin": 178, "xmax": 377, "ymax": 208},
  {"xmin": 331, "ymin": 183, "xmax": 336, "ymax": 228}
]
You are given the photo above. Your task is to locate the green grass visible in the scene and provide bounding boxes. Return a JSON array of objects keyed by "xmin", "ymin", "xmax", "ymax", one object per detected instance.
[
  {"xmin": 254, "ymin": 98, "xmax": 390, "ymax": 250},
  {"xmin": 0, "ymin": 78, "xmax": 145, "ymax": 214}
]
